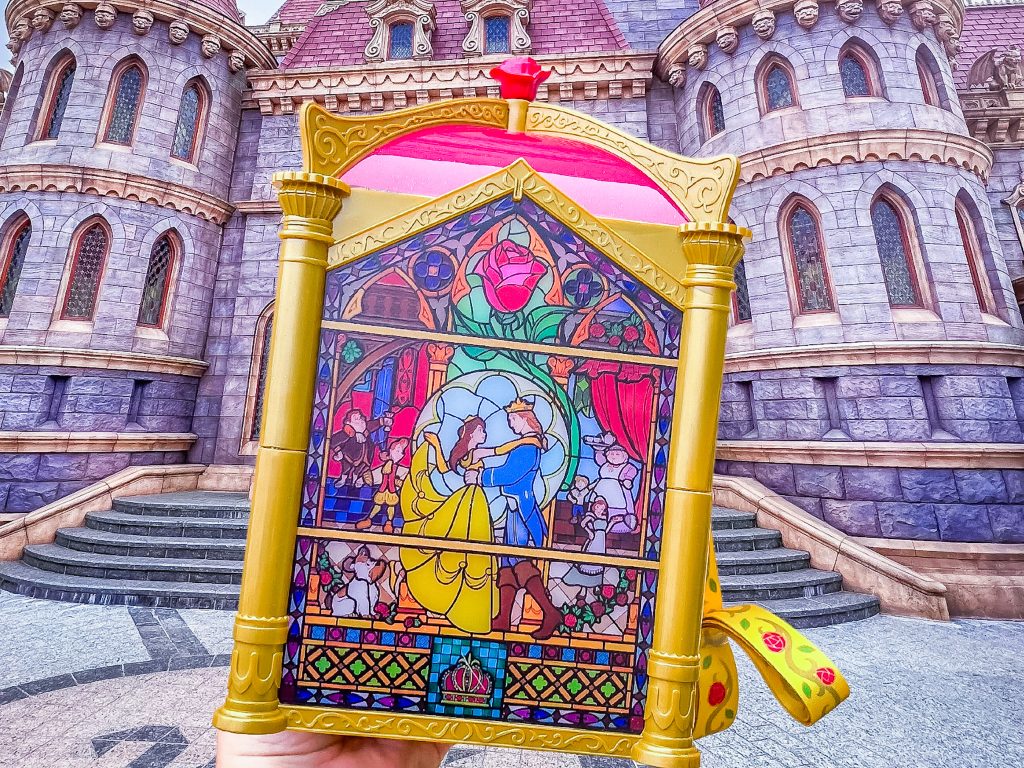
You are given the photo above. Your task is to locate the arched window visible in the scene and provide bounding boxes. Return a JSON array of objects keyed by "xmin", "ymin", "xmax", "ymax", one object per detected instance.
[
  {"xmin": 61, "ymin": 219, "xmax": 110, "ymax": 321},
  {"xmin": 758, "ymin": 57, "xmax": 798, "ymax": 114},
  {"xmin": 916, "ymin": 47, "xmax": 947, "ymax": 109},
  {"xmin": 782, "ymin": 200, "xmax": 835, "ymax": 313},
  {"xmin": 170, "ymin": 79, "xmax": 208, "ymax": 163},
  {"xmin": 102, "ymin": 59, "xmax": 146, "ymax": 145},
  {"xmin": 0, "ymin": 63, "xmax": 24, "ymax": 141},
  {"xmin": 871, "ymin": 196, "xmax": 923, "ymax": 308},
  {"xmin": 839, "ymin": 45, "xmax": 877, "ymax": 98},
  {"xmin": 248, "ymin": 306, "xmax": 274, "ymax": 443},
  {"xmin": 0, "ymin": 216, "xmax": 31, "ymax": 318},
  {"xmin": 138, "ymin": 232, "xmax": 178, "ymax": 327},
  {"xmin": 484, "ymin": 15, "xmax": 511, "ymax": 54},
  {"xmin": 388, "ymin": 22, "xmax": 414, "ymax": 59},
  {"xmin": 955, "ymin": 197, "xmax": 999, "ymax": 316},
  {"xmin": 733, "ymin": 257, "xmax": 752, "ymax": 323},
  {"xmin": 37, "ymin": 54, "xmax": 76, "ymax": 140},
  {"xmin": 699, "ymin": 84, "xmax": 725, "ymax": 140}
]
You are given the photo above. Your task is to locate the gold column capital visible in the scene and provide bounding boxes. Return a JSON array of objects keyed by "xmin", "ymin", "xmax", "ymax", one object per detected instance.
[
  {"xmin": 272, "ymin": 171, "xmax": 351, "ymax": 245},
  {"xmin": 677, "ymin": 221, "xmax": 750, "ymax": 270}
]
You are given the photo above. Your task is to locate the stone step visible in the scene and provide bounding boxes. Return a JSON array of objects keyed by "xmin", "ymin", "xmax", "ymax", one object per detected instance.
[
  {"xmin": 56, "ymin": 527, "xmax": 246, "ymax": 561},
  {"xmin": 0, "ymin": 560, "xmax": 239, "ymax": 610},
  {"xmin": 712, "ymin": 527, "xmax": 782, "ymax": 552},
  {"xmin": 728, "ymin": 591, "xmax": 881, "ymax": 630},
  {"xmin": 112, "ymin": 492, "xmax": 251, "ymax": 520},
  {"xmin": 85, "ymin": 510, "xmax": 249, "ymax": 539},
  {"xmin": 719, "ymin": 568, "xmax": 843, "ymax": 602},
  {"xmin": 715, "ymin": 547, "xmax": 811, "ymax": 575},
  {"xmin": 710, "ymin": 507, "xmax": 756, "ymax": 531},
  {"xmin": 21, "ymin": 544, "xmax": 242, "ymax": 585}
]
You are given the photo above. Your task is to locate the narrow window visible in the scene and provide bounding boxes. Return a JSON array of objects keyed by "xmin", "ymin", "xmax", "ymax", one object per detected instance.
[
  {"xmin": 955, "ymin": 199, "xmax": 998, "ymax": 315},
  {"xmin": 764, "ymin": 63, "xmax": 796, "ymax": 112},
  {"xmin": 699, "ymin": 84, "xmax": 725, "ymax": 140},
  {"xmin": 784, "ymin": 202, "xmax": 835, "ymax": 313},
  {"xmin": 916, "ymin": 47, "xmax": 946, "ymax": 109},
  {"xmin": 38, "ymin": 55, "xmax": 76, "ymax": 140},
  {"xmin": 919, "ymin": 375, "xmax": 954, "ymax": 438},
  {"xmin": 43, "ymin": 375, "xmax": 69, "ymax": 426},
  {"xmin": 61, "ymin": 220, "xmax": 109, "ymax": 321},
  {"xmin": 0, "ymin": 217, "xmax": 31, "ymax": 317},
  {"xmin": 484, "ymin": 15, "xmax": 511, "ymax": 54},
  {"xmin": 127, "ymin": 379, "xmax": 150, "ymax": 427},
  {"xmin": 871, "ymin": 197, "xmax": 922, "ymax": 308},
  {"xmin": 170, "ymin": 80, "xmax": 206, "ymax": 162},
  {"xmin": 138, "ymin": 232, "xmax": 177, "ymax": 327},
  {"xmin": 0, "ymin": 63, "xmax": 24, "ymax": 140},
  {"xmin": 816, "ymin": 377, "xmax": 847, "ymax": 438},
  {"xmin": 251, "ymin": 312, "xmax": 273, "ymax": 441},
  {"xmin": 733, "ymin": 257, "xmax": 751, "ymax": 322},
  {"xmin": 840, "ymin": 49, "xmax": 873, "ymax": 97},
  {"xmin": 388, "ymin": 22, "xmax": 414, "ymax": 59},
  {"xmin": 103, "ymin": 61, "xmax": 145, "ymax": 145}
]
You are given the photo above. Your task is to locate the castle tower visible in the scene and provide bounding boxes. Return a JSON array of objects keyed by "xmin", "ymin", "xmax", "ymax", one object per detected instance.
[
  {"xmin": 0, "ymin": 0, "xmax": 274, "ymax": 510},
  {"xmin": 657, "ymin": 0, "xmax": 1024, "ymax": 544}
]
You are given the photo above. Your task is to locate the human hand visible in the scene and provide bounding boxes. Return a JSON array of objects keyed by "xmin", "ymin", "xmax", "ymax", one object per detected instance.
[
  {"xmin": 217, "ymin": 729, "xmax": 449, "ymax": 768},
  {"xmin": 464, "ymin": 469, "xmax": 480, "ymax": 486}
]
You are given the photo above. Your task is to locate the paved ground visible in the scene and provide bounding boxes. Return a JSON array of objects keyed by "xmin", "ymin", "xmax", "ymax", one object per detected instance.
[{"xmin": 1, "ymin": 592, "xmax": 1022, "ymax": 768}]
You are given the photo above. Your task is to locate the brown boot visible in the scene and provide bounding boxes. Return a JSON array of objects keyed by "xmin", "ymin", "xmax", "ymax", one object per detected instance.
[
  {"xmin": 514, "ymin": 561, "xmax": 563, "ymax": 641},
  {"xmin": 492, "ymin": 566, "xmax": 518, "ymax": 632}
]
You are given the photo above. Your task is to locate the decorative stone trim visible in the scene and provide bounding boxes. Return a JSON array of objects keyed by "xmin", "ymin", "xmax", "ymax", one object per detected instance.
[
  {"xmin": 736, "ymin": 129, "xmax": 994, "ymax": 184},
  {"xmin": 249, "ymin": 21, "xmax": 304, "ymax": 56},
  {"xmin": 723, "ymin": 340, "xmax": 1024, "ymax": 372},
  {"xmin": 959, "ymin": 88, "xmax": 1024, "ymax": 146},
  {"xmin": 655, "ymin": 0, "xmax": 963, "ymax": 79},
  {"xmin": 716, "ymin": 440, "xmax": 1024, "ymax": 469},
  {"xmin": 460, "ymin": 0, "xmax": 531, "ymax": 57},
  {"xmin": 0, "ymin": 345, "xmax": 207, "ymax": 377},
  {"xmin": 244, "ymin": 51, "xmax": 654, "ymax": 115},
  {"xmin": 0, "ymin": 164, "xmax": 235, "ymax": 225},
  {"xmin": 0, "ymin": 431, "xmax": 197, "ymax": 452},
  {"xmin": 364, "ymin": 0, "xmax": 436, "ymax": 63},
  {"xmin": 5, "ymin": 0, "xmax": 277, "ymax": 70}
]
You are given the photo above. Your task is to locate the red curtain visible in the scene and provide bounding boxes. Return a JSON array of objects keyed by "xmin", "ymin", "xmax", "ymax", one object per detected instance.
[{"xmin": 578, "ymin": 361, "xmax": 657, "ymax": 463}]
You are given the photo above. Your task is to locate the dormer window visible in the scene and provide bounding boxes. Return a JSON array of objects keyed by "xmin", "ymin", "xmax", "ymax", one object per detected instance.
[
  {"xmin": 364, "ymin": 0, "xmax": 436, "ymax": 63},
  {"xmin": 461, "ymin": 0, "xmax": 532, "ymax": 56}
]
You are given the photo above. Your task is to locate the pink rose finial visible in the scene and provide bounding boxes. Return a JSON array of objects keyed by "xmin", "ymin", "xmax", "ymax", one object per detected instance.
[{"xmin": 489, "ymin": 56, "xmax": 552, "ymax": 101}]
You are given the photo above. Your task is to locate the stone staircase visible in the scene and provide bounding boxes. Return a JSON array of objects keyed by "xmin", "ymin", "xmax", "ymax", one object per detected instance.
[{"xmin": 0, "ymin": 492, "xmax": 880, "ymax": 626}]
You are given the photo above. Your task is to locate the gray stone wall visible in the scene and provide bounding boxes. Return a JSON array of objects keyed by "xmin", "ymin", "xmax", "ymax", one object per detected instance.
[
  {"xmin": 986, "ymin": 148, "xmax": 1024, "ymax": 286},
  {"xmin": 601, "ymin": 0, "xmax": 699, "ymax": 51}
]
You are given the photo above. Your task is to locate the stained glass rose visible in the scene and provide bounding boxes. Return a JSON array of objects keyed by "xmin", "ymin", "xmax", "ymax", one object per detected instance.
[{"xmin": 474, "ymin": 239, "xmax": 547, "ymax": 313}]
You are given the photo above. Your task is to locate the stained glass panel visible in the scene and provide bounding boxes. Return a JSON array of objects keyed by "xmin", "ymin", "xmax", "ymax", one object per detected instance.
[
  {"xmin": 733, "ymin": 258, "xmax": 751, "ymax": 322},
  {"xmin": 251, "ymin": 315, "xmax": 273, "ymax": 441},
  {"xmin": 871, "ymin": 199, "xmax": 920, "ymax": 307},
  {"xmin": 788, "ymin": 206, "xmax": 834, "ymax": 312},
  {"xmin": 388, "ymin": 23, "xmax": 414, "ymax": 60},
  {"xmin": 840, "ymin": 54, "xmax": 871, "ymax": 97},
  {"xmin": 0, "ymin": 222, "xmax": 30, "ymax": 317},
  {"xmin": 62, "ymin": 224, "xmax": 108, "ymax": 320},
  {"xmin": 171, "ymin": 85, "xmax": 202, "ymax": 161},
  {"xmin": 485, "ymin": 15, "xmax": 511, "ymax": 54},
  {"xmin": 104, "ymin": 65, "xmax": 143, "ymax": 145},
  {"xmin": 765, "ymin": 66, "xmax": 795, "ymax": 111},
  {"xmin": 137, "ymin": 235, "xmax": 174, "ymax": 326},
  {"xmin": 706, "ymin": 88, "xmax": 725, "ymax": 137},
  {"xmin": 43, "ymin": 62, "xmax": 75, "ymax": 139}
]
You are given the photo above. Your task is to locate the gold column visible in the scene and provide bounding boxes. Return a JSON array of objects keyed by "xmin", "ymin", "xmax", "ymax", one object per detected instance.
[
  {"xmin": 214, "ymin": 171, "xmax": 350, "ymax": 735},
  {"xmin": 633, "ymin": 221, "xmax": 748, "ymax": 768}
]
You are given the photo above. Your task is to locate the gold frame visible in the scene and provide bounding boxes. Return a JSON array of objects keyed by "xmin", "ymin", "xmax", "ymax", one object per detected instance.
[{"xmin": 215, "ymin": 97, "xmax": 752, "ymax": 768}]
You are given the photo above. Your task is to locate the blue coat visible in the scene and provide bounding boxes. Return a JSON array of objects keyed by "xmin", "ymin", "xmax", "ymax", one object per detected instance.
[{"xmin": 480, "ymin": 437, "xmax": 547, "ymax": 564}]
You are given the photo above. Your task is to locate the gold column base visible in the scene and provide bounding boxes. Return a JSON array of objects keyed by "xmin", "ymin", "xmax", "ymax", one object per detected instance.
[
  {"xmin": 213, "ymin": 614, "xmax": 290, "ymax": 734},
  {"xmin": 633, "ymin": 742, "xmax": 701, "ymax": 768}
]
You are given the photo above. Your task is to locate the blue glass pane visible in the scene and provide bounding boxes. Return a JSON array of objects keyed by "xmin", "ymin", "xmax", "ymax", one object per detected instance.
[
  {"xmin": 105, "ymin": 66, "xmax": 143, "ymax": 144},
  {"xmin": 63, "ymin": 225, "xmax": 108, "ymax": 320},
  {"xmin": 251, "ymin": 315, "xmax": 273, "ymax": 440},
  {"xmin": 871, "ymin": 200, "xmax": 919, "ymax": 307},
  {"xmin": 171, "ymin": 85, "xmax": 202, "ymax": 161},
  {"xmin": 841, "ymin": 54, "xmax": 870, "ymax": 97},
  {"xmin": 733, "ymin": 258, "xmax": 751, "ymax": 321},
  {"xmin": 788, "ymin": 207, "xmax": 834, "ymax": 312},
  {"xmin": 44, "ymin": 63, "xmax": 76, "ymax": 139},
  {"xmin": 138, "ymin": 235, "xmax": 173, "ymax": 326},
  {"xmin": 765, "ymin": 66, "xmax": 795, "ymax": 111},
  {"xmin": 708, "ymin": 88, "xmax": 725, "ymax": 136},
  {"xmin": 485, "ymin": 16, "xmax": 510, "ymax": 54},
  {"xmin": 389, "ymin": 23, "xmax": 414, "ymax": 60},
  {"xmin": 0, "ymin": 223, "xmax": 30, "ymax": 317}
]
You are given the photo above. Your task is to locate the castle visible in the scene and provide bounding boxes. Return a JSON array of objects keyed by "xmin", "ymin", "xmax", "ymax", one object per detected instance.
[{"xmin": 0, "ymin": 0, "xmax": 1021, "ymax": 602}]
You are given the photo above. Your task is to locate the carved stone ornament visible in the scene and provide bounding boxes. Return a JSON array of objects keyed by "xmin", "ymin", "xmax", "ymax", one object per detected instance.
[
  {"xmin": 169, "ymin": 19, "xmax": 190, "ymax": 45},
  {"xmin": 687, "ymin": 43, "xmax": 708, "ymax": 71},
  {"xmin": 59, "ymin": 3, "xmax": 83, "ymax": 29},
  {"xmin": 935, "ymin": 13, "xmax": 957, "ymax": 43},
  {"xmin": 30, "ymin": 8, "xmax": 55, "ymax": 32},
  {"xmin": 837, "ymin": 0, "xmax": 864, "ymax": 23},
  {"xmin": 967, "ymin": 45, "xmax": 1024, "ymax": 90},
  {"xmin": 667, "ymin": 62, "xmax": 687, "ymax": 89},
  {"xmin": 6, "ymin": 38, "xmax": 20, "ymax": 56},
  {"xmin": 131, "ymin": 8, "xmax": 154, "ymax": 36},
  {"xmin": 11, "ymin": 17, "xmax": 32, "ymax": 41},
  {"xmin": 461, "ymin": 0, "xmax": 531, "ymax": 56},
  {"xmin": 94, "ymin": 2, "xmax": 117, "ymax": 30},
  {"xmin": 875, "ymin": 0, "xmax": 903, "ymax": 25},
  {"xmin": 716, "ymin": 26, "xmax": 739, "ymax": 54},
  {"xmin": 365, "ymin": 0, "xmax": 437, "ymax": 63},
  {"xmin": 201, "ymin": 33, "xmax": 222, "ymax": 58},
  {"xmin": 228, "ymin": 49, "xmax": 247, "ymax": 73},
  {"xmin": 794, "ymin": 0, "xmax": 819, "ymax": 29},
  {"xmin": 909, "ymin": 0, "xmax": 936, "ymax": 30},
  {"xmin": 752, "ymin": 9, "xmax": 776, "ymax": 40}
]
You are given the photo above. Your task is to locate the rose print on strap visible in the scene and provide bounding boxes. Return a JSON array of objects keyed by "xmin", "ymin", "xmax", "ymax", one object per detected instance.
[{"xmin": 475, "ymin": 239, "xmax": 547, "ymax": 313}]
